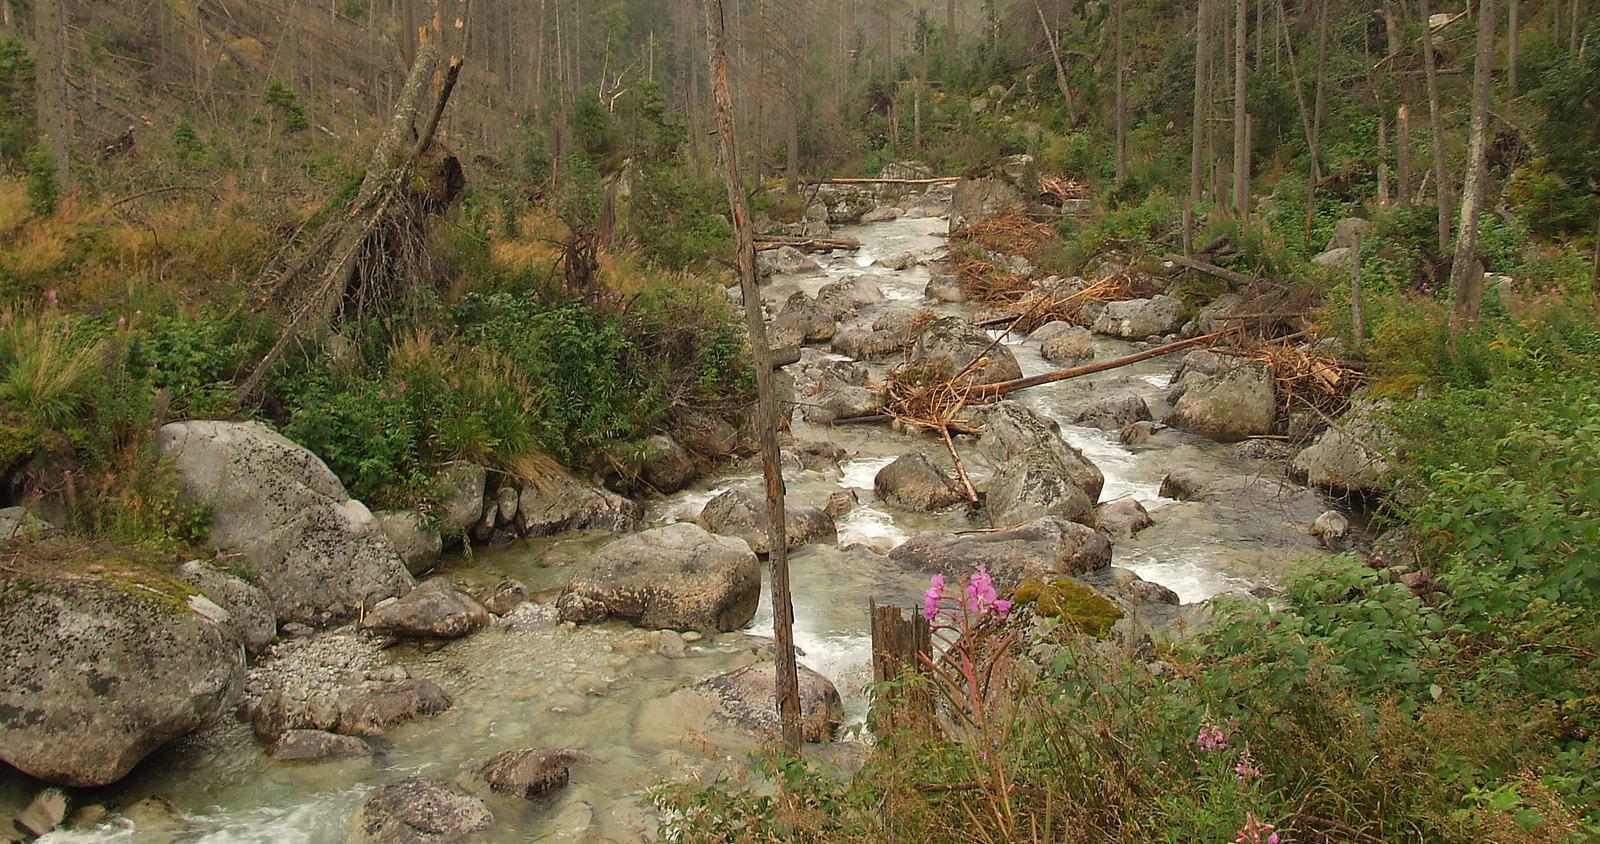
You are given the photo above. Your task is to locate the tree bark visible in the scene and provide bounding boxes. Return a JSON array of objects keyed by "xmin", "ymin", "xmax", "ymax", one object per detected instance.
[
  {"xmin": 1507, "ymin": 0, "xmax": 1518, "ymax": 96},
  {"xmin": 1114, "ymin": 0, "xmax": 1128, "ymax": 183},
  {"xmin": 1351, "ymin": 229, "xmax": 1365, "ymax": 346},
  {"xmin": 1191, "ymin": 0, "xmax": 1210, "ymax": 207},
  {"xmin": 1233, "ymin": 0, "xmax": 1249, "ymax": 218},
  {"xmin": 34, "ymin": 0, "xmax": 72, "ymax": 193},
  {"xmin": 1397, "ymin": 104, "xmax": 1412, "ymax": 204},
  {"xmin": 703, "ymin": 0, "xmax": 803, "ymax": 755},
  {"xmin": 947, "ymin": 0, "xmax": 956, "ymax": 56},
  {"xmin": 1451, "ymin": 0, "xmax": 1495, "ymax": 324},
  {"xmin": 1420, "ymin": 0, "xmax": 1453, "ymax": 257},
  {"xmin": 1036, "ymin": 0, "xmax": 1075, "ymax": 119}
]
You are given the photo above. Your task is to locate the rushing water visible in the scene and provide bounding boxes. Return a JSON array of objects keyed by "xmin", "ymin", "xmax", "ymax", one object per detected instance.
[{"xmin": 9, "ymin": 214, "xmax": 1337, "ymax": 843}]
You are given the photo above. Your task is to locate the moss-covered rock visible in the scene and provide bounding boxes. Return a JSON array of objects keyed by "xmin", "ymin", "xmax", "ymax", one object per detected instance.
[{"xmin": 1013, "ymin": 578, "xmax": 1124, "ymax": 638}]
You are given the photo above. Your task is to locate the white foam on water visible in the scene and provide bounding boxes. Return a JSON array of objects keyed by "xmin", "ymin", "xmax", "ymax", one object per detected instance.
[
  {"xmin": 835, "ymin": 506, "xmax": 909, "ymax": 551},
  {"xmin": 39, "ymin": 800, "xmax": 353, "ymax": 844},
  {"xmin": 838, "ymin": 456, "xmax": 895, "ymax": 489},
  {"xmin": 1140, "ymin": 373, "xmax": 1170, "ymax": 389},
  {"xmin": 1061, "ymin": 425, "xmax": 1163, "ymax": 503},
  {"xmin": 1120, "ymin": 551, "xmax": 1249, "ymax": 604}
]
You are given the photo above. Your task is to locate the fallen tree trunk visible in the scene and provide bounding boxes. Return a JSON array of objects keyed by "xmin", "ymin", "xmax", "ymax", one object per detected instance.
[
  {"xmin": 1163, "ymin": 253, "xmax": 1258, "ymax": 289},
  {"xmin": 968, "ymin": 329, "xmax": 1238, "ymax": 398},
  {"xmin": 236, "ymin": 39, "xmax": 448, "ymax": 401},
  {"xmin": 755, "ymin": 234, "xmax": 861, "ymax": 250},
  {"xmin": 802, "ymin": 177, "xmax": 959, "ymax": 185}
]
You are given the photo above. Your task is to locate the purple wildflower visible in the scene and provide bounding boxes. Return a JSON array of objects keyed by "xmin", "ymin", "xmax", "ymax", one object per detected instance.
[{"xmin": 1196, "ymin": 726, "xmax": 1228, "ymax": 751}]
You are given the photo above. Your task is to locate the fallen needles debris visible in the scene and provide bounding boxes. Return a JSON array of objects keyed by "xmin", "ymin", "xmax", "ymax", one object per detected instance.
[{"xmin": 949, "ymin": 210, "xmax": 1059, "ymax": 257}]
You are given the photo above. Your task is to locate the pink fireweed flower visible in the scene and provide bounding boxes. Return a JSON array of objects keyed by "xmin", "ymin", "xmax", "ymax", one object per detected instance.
[
  {"xmin": 118, "ymin": 316, "xmax": 126, "ymax": 327},
  {"xmin": 923, "ymin": 567, "xmax": 1011, "ymax": 626},
  {"xmin": 1235, "ymin": 761, "xmax": 1261, "ymax": 787},
  {"xmin": 378, "ymin": 389, "xmax": 388, "ymax": 399},
  {"xmin": 1232, "ymin": 813, "xmax": 1277, "ymax": 844},
  {"xmin": 45, "ymin": 290, "xmax": 57, "ymax": 306},
  {"xmin": 923, "ymin": 574, "xmax": 946, "ymax": 621},
  {"xmin": 1196, "ymin": 725, "xmax": 1228, "ymax": 751}
]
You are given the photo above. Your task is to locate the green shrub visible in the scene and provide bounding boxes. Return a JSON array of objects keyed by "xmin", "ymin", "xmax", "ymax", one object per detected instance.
[{"xmin": 626, "ymin": 163, "xmax": 733, "ymax": 270}]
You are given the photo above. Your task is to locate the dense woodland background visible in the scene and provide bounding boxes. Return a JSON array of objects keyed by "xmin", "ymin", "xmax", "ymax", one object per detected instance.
[{"xmin": 3, "ymin": 0, "xmax": 1600, "ymax": 841}]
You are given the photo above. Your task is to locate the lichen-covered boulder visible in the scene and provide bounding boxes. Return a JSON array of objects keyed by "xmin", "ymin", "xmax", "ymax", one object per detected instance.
[
  {"xmin": 1034, "ymin": 322, "xmax": 1095, "ymax": 363},
  {"xmin": 432, "ymin": 462, "xmax": 485, "ymax": 537},
  {"xmin": 874, "ymin": 452, "xmax": 967, "ymax": 512},
  {"xmin": 697, "ymin": 489, "xmax": 837, "ymax": 555},
  {"xmin": 770, "ymin": 292, "xmax": 837, "ymax": 348},
  {"xmin": 0, "ymin": 558, "xmax": 245, "ymax": 787},
  {"xmin": 1291, "ymin": 403, "xmax": 1392, "ymax": 494},
  {"xmin": 156, "ymin": 421, "xmax": 413, "ymax": 626},
  {"xmin": 373, "ymin": 510, "xmax": 443, "ymax": 576},
  {"xmin": 910, "ymin": 317, "xmax": 1023, "ymax": 386},
  {"xmin": 517, "ymin": 472, "xmax": 643, "ymax": 537},
  {"xmin": 473, "ymin": 748, "xmax": 573, "ymax": 798},
  {"xmin": 986, "ymin": 449, "xmax": 1097, "ymax": 527},
  {"xmin": 177, "ymin": 559, "xmax": 276, "ymax": 656},
  {"xmin": 889, "ymin": 516, "xmax": 1112, "ymax": 590},
  {"xmin": 1163, "ymin": 363, "xmax": 1278, "ymax": 442},
  {"xmin": 639, "ymin": 435, "xmax": 697, "ymax": 494},
  {"xmin": 557, "ymin": 523, "xmax": 760, "ymax": 632},
  {"xmin": 1091, "ymin": 295, "xmax": 1185, "ymax": 339},
  {"xmin": 1074, "ymin": 394, "xmax": 1153, "ymax": 431},
  {"xmin": 977, "ymin": 401, "xmax": 1105, "ymax": 502},
  {"xmin": 950, "ymin": 177, "xmax": 1025, "ymax": 232}
]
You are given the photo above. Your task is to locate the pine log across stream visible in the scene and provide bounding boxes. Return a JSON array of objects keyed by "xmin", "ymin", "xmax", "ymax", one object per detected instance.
[
  {"xmin": 834, "ymin": 328, "xmax": 1240, "ymax": 424},
  {"xmin": 754, "ymin": 234, "xmax": 861, "ymax": 251}
]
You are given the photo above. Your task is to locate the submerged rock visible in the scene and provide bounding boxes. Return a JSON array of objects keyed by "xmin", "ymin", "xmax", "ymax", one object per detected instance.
[
  {"xmin": 557, "ymin": 523, "xmax": 760, "ymax": 632},
  {"xmin": 156, "ymin": 420, "xmax": 414, "ymax": 627},
  {"xmin": 0, "ymin": 559, "xmax": 245, "ymax": 787},
  {"xmin": 268, "ymin": 729, "xmax": 368, "ymax": 763},
  {"xmin": 250, "ymin": 678, "xmax": 454, "ymax": 739},
  {"xmin": 474, "ymin": 748, "xmax": 571, "ymax": 798},
  {"xmin": 352, "ymin": 778, "xmax": 491, "ymax": 844},
  {"xmin": 889, "ymin": 516, "xmax": 1112, "ymax": 590},
  {"xmin": 700, "ymin": 661, "xmax": 845, "ymax": 743}
]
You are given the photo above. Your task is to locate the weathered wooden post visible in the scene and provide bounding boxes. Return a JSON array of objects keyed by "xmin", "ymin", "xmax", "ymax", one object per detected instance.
[{"xmin": 869, "ymin": 598, "xmax": 933, "ymax": 729}]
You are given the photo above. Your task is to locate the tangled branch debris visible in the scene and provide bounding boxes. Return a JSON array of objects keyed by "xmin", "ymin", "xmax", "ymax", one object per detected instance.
[
  {"xmin": 949, "ymin": 210, "xmax": 1059, "ymax": 257},
  {"xmin": 984, "ymin": 272, "xmax": 1151, "ymax": 332},
  {"xmin": 952, "ymin": 253, "xmax": 1033, "ymax": 304},
  {"xmin": 1038, "ymin": 175, "xmax": 1090, "ymax": 205},
  {"xmin": 1248, "ymin": 341, "xmax": 1360, "ymax": 418}
]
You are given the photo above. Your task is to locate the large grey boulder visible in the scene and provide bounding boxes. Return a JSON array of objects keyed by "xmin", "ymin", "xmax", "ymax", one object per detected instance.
[
  {"xmin": 0, "ymin": 507, "xmax": 58, "ymax": 540},
  {"xmin": 433, "ymin": 462, "xmax": 485, "ymax": 537},
  {"xmin": 1163, "ymin": 363, "xmax": 1278, "ymax": 442},
  {"xmin": 177, "ymin": 560, "xmax": 276, "ymax": 656},
  {"xmin": 874, "ymin": 452, "xmax": 967, "ymax": 511},
  {"xmin": 770, "ymin": 292, "xmax": 836, "ymax": 347},
  {"xmin": 701, "ymin": 661, "xmax": 844, "ymax": 743},
  {"xmin": 1034, "ymin": 322, "xmax": 1095, "ymax": 363},
  {"xmin": 832, "ymin": 327, "xmax": 908, "ymax": 360},
  {"xmin": 1326, "ymin": 217, "xmax": 1375, "ymax": 251},
  {"xmin": 362, "ymin": 578, "xmax": 490, "ymax": 639},
  {"xmin": 801, "ymin": 385, "xmax": 885, "ymax": 424},
  {"xmin": 817, "ymin": 278, "xmax": 886, "ymax": 317},
  {"xmin": 1091, "ymin": 295, "xmax": 1185, "ymax": 339},
  {"xmin": 156, "ymin": 421, "xmax": 414, "ymax": 626},
  {"xmin": 373, "ymin": 510, "xmax": 443, "ymax": 576},
  {"xmin": 889, "ymin": 516, "xmax": 1112, "ymax": 590},
  {"xmin": 1095, "ymin": 499, "xmax": 1154, "ymax": 540},
  {"xmin": 910, "ymin": 317, "xmax": 1023, "ymax": 386},
  {"xmin": 986, "ymin": 450, "xmax": 1097, "ymax": 527},
  {"xmin": 697, "ymin": 489, "xmax": 837, "ymax": 555},
  {"xmin": 557, "ymin": 523, "xmax": 760, "ymax": 632},
  {"xmin": 976, "ymin": 402, "xmax": 1105, "ymax": 502},
  {"xmin": 758, "ymin": 245, "xmax": 821, "ymax": 276},
  {"xmin": 0, "ymin": 560, "xmax": 245, "ymax": 787},
  {"xmin": 950, "ymin": 177, "xmax": 1025, "ymax": 232},
  {"xmin": 1291, "ymin": 403, "xmax": 1392, "ymax": 494},
  {"xmin": 517, "ymin": 473, "xmax": 643, "ymax": 537},
  {"xmin": 352, "ymin": 778, "xmax": 491, "ymax": 844},
  {"xmin": 639, "ymin": 435, "xmax": 696, "ymax": 495},
  {"xmin": 1074, "ymin": 394, "xmax": 1153, "ymax": 431},
  {"xmin": 925, "ymin": 273, "xmax": 966, "ymax": 303}
]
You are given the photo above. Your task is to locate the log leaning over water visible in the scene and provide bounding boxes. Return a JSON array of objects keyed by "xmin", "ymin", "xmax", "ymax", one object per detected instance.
[
  {"xmin": 804, "ymin": 177, "xmax": 959, "ymax": 185},
  {"xmin": 966, "ymin": 328, "xmax": 1239, "ymax": 398}
]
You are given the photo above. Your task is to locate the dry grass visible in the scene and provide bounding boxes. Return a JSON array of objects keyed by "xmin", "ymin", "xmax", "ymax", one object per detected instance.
[
  {"xmin": 1248, "ymin": 341, "xmax": 1360, "ymax": 418},
  {"xmin": 953, "ymin": 253, "xmax": 1033, "ymax": 305},
  {"xmin": 998, "ymin": 272, "xmax": 1146, "ymax": 333},
  {"xmin": 949, "ymin": 210, "xmax": 1059, "ymax": 258}
]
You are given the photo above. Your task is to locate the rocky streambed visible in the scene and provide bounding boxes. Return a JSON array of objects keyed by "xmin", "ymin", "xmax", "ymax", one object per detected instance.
[{"xmin": 0, "ymin": 196, "xmax": 1386, "ymax": 843}]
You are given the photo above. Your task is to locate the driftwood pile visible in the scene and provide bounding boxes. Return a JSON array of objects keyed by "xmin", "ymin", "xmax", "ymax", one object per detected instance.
[{"xmin": 1248, "ymin": 342, "xmax": 1359, "ymax": 418}]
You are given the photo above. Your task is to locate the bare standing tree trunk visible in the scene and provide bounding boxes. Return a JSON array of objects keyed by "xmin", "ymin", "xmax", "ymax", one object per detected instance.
[
  {"xmin": 1419, "ymin": 0, "xmax": 1452, "ymax": 259},
  {"xmin": 703, "ymin": 0, "xmax": 804, "ymax": 756},
  {"xmin": 1451, "ymin": 0, "xmax": 1496, "ymax": 324},
  {"xmin": 1035, "ymin": 0, "xmax": 1076, "ymax": 119},
  {"xmin": 34, "ymin": 0, "xmax": 71, "ymax": 194},
  {"xmin": 1351, "ymin": 228, "xmax": 1365, "ymax": 346},
  {"xmin": 1115, "ymin": 0, "xmax": 1128, "ymax": 184},
  {"xmin": 1507, "ymin": 0, "xmax": 1518, "ymax": 95},
  {"xmin": 1191, "ymin": 0, "xmax": 1210, "ymax": 207},
  {"xmin": 1233, "ymin": 0, "xmax": 1249, "ymax": 218},
  {"xmin": 947, "ymin": 0, "xmax": 955, "ymax": 56}
]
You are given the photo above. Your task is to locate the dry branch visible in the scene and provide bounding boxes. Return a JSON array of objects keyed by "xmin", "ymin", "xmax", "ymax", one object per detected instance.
[
  {"xmin": 804, "ymin": 177, "xmax": 959, "ymax": 185},
  {"xmin": 1163, "ymin": 252, "xmax": 1259, "ymax": 289},
  {"xmin": 755, "ymin": 234, "xmax": 861, "ymax": 251},
  {"xmin": 966, "ymin": 329, "xmax": 1240, "ymax": 399}
]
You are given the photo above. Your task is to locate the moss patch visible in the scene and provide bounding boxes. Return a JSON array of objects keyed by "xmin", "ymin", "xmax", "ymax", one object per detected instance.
[
  {"xmin": 1, "ymin": 536, "xmax": 198, "ymax": 614},
  {"xmin": 1014, "ymin": 578, "xmax": 1123, "ymax": 638}
]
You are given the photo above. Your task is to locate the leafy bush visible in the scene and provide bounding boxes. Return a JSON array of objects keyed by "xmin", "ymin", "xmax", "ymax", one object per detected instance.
[{"xmin": 626, "ymin": 163, "xmax": 733, "ymax": 270}]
